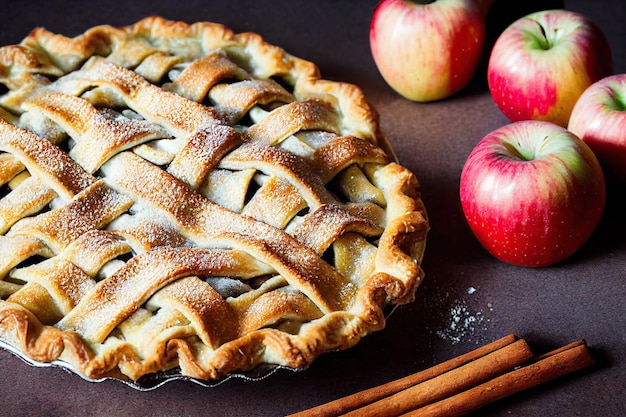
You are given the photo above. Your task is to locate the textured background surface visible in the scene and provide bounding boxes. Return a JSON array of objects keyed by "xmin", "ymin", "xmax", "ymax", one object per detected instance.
[{"xmin": 1, "ymin": 1, "xmax": 625, "ymax": 416}]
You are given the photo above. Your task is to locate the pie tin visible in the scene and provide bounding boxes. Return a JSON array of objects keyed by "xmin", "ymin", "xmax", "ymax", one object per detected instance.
[
  {"xmin": 0, "ymin": 339, "xmax": 298, "ymax": 391},
  {"xmin": 0, "ymin": 303, "xmax": 397, "ymax": 390}
]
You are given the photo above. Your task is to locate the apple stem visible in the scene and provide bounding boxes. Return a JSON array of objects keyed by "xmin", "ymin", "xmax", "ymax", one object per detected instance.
[
  {"xmin": 503, "ymin": 142, "xmax": 530, "ymax": 161},
  {"xmin": 536, "ymin": 24, "xmax": 551, "ymax": 50}
]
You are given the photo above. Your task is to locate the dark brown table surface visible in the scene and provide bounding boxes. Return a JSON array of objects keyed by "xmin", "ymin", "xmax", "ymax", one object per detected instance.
[{"xmin": 1, "ymin": 1, "xmax": 625, "ymax": 416}]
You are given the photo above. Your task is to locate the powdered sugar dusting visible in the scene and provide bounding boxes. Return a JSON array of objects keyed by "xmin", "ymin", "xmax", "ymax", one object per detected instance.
[{"xmin": 435, "ymin": 286, "xmax": 493, "ymax": 345}]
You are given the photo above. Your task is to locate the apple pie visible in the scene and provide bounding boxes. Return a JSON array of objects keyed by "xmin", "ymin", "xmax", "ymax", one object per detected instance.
[{"xmin": 0, "ymin": 16, "xmax": 428, "ymax": 384}]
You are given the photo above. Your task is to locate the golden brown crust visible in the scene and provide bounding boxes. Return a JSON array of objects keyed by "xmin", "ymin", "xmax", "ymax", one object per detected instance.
[{"xmin": 0, "ymin": 16, "xmax": 428, "ymax": 383}]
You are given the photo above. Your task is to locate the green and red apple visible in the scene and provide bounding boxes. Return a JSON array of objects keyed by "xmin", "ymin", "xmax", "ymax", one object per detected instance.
[
  {"xmin": 369, "ymin": 0, "xmax": 493, "ymax": 102},
  {"xmin": 569, "ymin": 73, "xmax": 626, "ymax": 182},
  {"xmin": 487, "ymin": 9, "xmax": 613, "ymax": 127},
  {"xmin": 460, "ymin": 120, "xmax": 606, "ymax": 267}
]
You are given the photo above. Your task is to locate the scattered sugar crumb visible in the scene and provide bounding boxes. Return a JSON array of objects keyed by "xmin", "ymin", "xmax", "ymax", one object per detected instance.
[{"xmin": 436, "ymin": 286, "xmax": 493, "ymax": 345}]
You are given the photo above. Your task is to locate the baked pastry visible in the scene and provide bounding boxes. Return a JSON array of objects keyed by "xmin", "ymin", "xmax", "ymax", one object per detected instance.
[{"xmin": 0, "ymin": 16, "xmax": 428, "ymax": 384}]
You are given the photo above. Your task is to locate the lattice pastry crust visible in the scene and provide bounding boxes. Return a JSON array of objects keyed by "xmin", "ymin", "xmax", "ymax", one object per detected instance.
[{"xmin": 0, "ymin": 16, "xmax": 428, "ymax": 382}]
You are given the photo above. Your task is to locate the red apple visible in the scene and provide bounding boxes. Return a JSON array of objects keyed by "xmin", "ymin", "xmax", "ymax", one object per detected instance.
[
  {"xmin": 487, "ymin": 9, "xmax": 613, "ymax": 127},
  {"xmin": 460, "ymin": 120, "xmax": 605, "ymax": 267},
  {"xmin": 568, "ymin": 73, "xmax": 626, "ymax": 182},
  {"xmin": 370, "ymin": 0, "xmax": 493, "ymax": 102}
]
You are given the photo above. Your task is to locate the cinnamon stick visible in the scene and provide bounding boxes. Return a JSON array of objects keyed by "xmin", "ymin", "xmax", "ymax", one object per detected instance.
[
  {"xmin": 287, "ymin": 334, "xmax": 520, "ymax": 417},
  {"xmin": 289, "ymin": 337, "xmax": 596, "ymax": 417},
  {"xmin": 342, "ymin": 338, "xmax": 533, "ymax": 417},
  {"xmin": 401, "ymin": 339, "xmax": 595, "ymax": 417}
]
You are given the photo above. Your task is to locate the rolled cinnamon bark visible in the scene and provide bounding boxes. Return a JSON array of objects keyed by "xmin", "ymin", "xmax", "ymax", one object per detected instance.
[
  {"xmin": 286, "ymin": 334, "xmax": 518, "ymax": 417},
  {"xmin": 341, "ymin": 338, "xmax": 533, "ymax": 417},
  {"xmin": 289, "ymin": 337, "xmax": 596, "ymax": 417}
]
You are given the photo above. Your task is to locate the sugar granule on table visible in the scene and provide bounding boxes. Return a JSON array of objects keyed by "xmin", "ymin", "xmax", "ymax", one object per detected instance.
[{"xmin": 436, "ymin": 287, "xmax": 493, "ymax": 345}]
